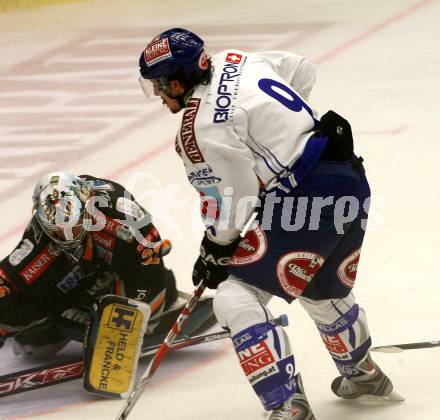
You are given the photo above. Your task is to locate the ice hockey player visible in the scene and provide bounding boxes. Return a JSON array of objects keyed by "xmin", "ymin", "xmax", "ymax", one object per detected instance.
[
  {"xmin": 0, "ymin": 172, "xmax": 177, "ymax": 359},
  {"xmin": 138, "ymin": 28, "xmax": 397, "ymax": 418}
]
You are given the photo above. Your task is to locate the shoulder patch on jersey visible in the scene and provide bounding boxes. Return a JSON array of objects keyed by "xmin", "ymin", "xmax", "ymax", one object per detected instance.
[
  {"xmin": 87, "ymin": 179, "xmax": 115, "ymax": 191},
  {"xmin": 116, "ymin": 197, "xmax": 145, "ymax": 221},
  {"xmin": 180, "ymin": 98, "xmax": 205, "ymax": 164},
  {"xmin": 8, "ymin": 239, "xmax": 34, "ymax": 266}
]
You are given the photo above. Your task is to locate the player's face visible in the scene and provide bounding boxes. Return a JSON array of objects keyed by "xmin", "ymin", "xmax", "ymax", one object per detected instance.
[
  {"xmin": 152, "ymin": 80, "xmax": 182, "ymax": 114},
  {"xmin": 139, "ymin": 77, "xmax": 184, "ymax": 113}
]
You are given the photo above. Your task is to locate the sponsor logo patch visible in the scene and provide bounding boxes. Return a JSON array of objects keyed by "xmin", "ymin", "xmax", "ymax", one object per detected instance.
[
  {"xmin": 108, "ymin": 305, "xmax": 138, "ymax": 333},
  {"xmin": 213, "ymin": 52, "xmax": 246, "ymax": 123},
  {"xmin": 238, "ymin": 341, "xmax": 275, "ymax": 376},
  {"xmin": 87, "ymin": 299, "xmax": 149, "ymax": 397},
  {"xmin": 249, "ymin": 364, "xmax": 278, "ymax": 385},
  {"xmin": 180, "ymin": 98, "xmax": 204, "ymax": 164},
  {"xmin": 103, "ymin": 216, "xmax": 134, "ymax": 243},
  {"xmin": 198, "ymin": 51, "xmax": 209, "ymax": 70},
  {"xmin": 337, "ymin": 248, "xmax": 361, "ymax": 288},
  {"xmin": 187, "ymin": 163, "xmax": 221, "ymax": 186},
  {"xmin": 144, "ymin": 38, "xmax": 172, "ymax": 67},
  {"xmin": 56, "ymin": 266, "xmax": 86, "ymax": 293},
  {"xmin": 232, "ymin": 332, "xmax": 253, "ymax": 348},
  {"xmin": 226, "ymin": 52, "xmax": 243, "ymax": 63},
  {"xmin": 9, "ymin": 239, "xmax": 34, "ymax": 266},
  {"xmin": 230, "ymin": 225, "xmax": 267, "ymax": 266},
  {"xmin": 19, "ymin": 247, "xmax": 57, "ymax": 285},
  {"xmin": 276, "ymin": 251, "xmax": 324, "ymax": 298},
  {"xmin": 61, "ymin": 307, "xmax": 90, "ymax": 324},
  {"xmin": 0, "ymin": 361, "xmax": 84, "ymax": 395},
  {"xmin": 320, "ymin": 333, "xmax": 350, "ymax": 358},
  {"xmin": 92, "ymin": 232, "xmax": 116, "ymax": 251},
  {"xmin": 103, "ymin": 216, "xmax": 122, "ymax": 236}
]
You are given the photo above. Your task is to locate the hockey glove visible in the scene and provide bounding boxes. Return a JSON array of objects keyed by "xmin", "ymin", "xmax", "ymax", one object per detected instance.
[
  {"xmin": 192, "ymin": 233, "xmax": 241, "ymax": 289},
  {"xmin": 318, "ymin": 110, "xmax": 353, "ymax": 161}
]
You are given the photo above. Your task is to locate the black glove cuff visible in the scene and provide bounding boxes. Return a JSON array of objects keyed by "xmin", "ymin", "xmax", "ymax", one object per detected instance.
[{"xmin": 200, "ymin": 233, "xmax": 241, "ymax": 264}]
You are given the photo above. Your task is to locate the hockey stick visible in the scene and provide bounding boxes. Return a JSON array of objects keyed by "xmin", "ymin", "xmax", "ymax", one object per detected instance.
[
  {"xmin": 0, "ymin": 325, "xmax": 212, "ymax": 398},
  {"xmin": 0, "ymin": 314, "xmax": 289, "ymax": 398},
  {"xmin": 115, "ymin": 280, "xmax": 206, "ymax": 420},
  {"xmin": 371, "ymin": 340, "xmax": 440, "ymax": 353}
]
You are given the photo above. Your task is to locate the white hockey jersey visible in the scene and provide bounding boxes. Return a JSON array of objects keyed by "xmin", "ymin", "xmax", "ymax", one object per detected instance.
[{"xmin": 175, "ymin": 50, "xmax": 323, "ymax": 244}]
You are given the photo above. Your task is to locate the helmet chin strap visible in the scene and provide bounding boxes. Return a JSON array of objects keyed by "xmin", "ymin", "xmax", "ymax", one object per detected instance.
[{"xmin": 171, "ymin": 87, "xmax": 195, "ymax": 109}]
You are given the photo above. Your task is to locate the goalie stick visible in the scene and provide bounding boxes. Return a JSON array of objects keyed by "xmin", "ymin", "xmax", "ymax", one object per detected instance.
[
  {"xmin": 0, "ymin": 314, "xmax": 288, "ymax": 398},
  {"xmin": 371, "ymin": 339, "xmax": 440, "ymax": 353}
]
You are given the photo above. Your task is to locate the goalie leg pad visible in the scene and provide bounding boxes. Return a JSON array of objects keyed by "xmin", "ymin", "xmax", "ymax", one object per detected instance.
[{"xmin": 83, "ymin": 295, "xmax": 151, "ymax": 398}]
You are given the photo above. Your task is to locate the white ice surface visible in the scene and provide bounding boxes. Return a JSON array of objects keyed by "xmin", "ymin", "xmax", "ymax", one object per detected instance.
[{"xmin": 0, "ymin": 0, "xmax": 439, "ymax": 419}]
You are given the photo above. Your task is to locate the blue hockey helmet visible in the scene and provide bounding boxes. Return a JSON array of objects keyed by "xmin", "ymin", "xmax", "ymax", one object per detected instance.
[{"xmin": 139, "ymin": 28, "xmax": 209, "ymax": 91}]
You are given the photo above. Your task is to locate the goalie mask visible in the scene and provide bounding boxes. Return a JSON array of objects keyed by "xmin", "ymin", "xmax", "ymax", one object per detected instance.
[{"xmin": 33, "ymin": 172, "xmax": 92, "ymax": 250}]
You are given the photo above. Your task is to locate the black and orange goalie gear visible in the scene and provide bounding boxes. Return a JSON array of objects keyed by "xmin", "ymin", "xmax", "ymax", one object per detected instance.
[{"xmin": 83, "ymin": 295, "xmax": 151, "ymax": 399}]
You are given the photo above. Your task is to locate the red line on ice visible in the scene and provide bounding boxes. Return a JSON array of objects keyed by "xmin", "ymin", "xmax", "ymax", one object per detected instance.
[{"xmin": 313, "ymin": 0, "xmax": 434, "ymax": 64}]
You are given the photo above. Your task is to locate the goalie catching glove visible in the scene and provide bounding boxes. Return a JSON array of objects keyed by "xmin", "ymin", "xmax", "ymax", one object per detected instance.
[{"xmin": 192, "ymin": 232, "xmax": 241, "ymax": 289}]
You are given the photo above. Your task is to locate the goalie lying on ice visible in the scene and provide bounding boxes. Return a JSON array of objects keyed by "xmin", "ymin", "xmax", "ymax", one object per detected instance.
[{"xmin": 0, "ymin": 171, "xmax": 177, "ymax": 360}]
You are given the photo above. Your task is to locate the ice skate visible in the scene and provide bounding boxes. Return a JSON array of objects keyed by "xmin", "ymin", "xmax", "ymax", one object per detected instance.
[
  {"xmin": 331, "ymin": 353, "xmax": 404, "ymax": 402},
  {"xmin": 269, "ymin": 373, "xmax": 316, "ymax": 420}
]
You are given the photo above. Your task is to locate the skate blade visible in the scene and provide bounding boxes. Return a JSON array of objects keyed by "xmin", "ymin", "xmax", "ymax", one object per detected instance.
[{"xmin": 360, "ymin": 391, "xmax": 405, "ymax": 403}]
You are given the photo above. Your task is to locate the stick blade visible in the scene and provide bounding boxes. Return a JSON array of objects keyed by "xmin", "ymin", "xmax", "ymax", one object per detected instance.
[
  {"xmin": 370, "ymin": 346, "xmax": 403, "ymax": 353},
  {"xmin": 371, "ymin": 340, "xmax": 440, "ymax": 353}
]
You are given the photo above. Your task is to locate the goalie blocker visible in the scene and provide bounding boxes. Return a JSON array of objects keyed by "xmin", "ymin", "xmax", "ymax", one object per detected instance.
[{"xmin": 83, "ymin": 295, "xmax": 151, "ymax": 399}]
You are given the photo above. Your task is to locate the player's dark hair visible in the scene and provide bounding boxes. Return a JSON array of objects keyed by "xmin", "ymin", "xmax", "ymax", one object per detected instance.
[{"xmin": 168, "ymin": 56, "xmax": 213, "ymax": 90}]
